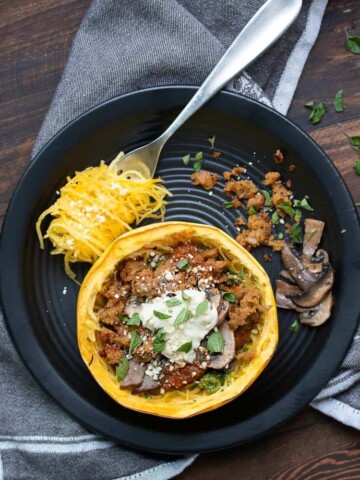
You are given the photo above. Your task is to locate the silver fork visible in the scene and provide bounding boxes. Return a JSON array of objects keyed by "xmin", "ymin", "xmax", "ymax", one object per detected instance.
[{"xmin": 112, "ymin": 0, "xmax": 302, "ymax": 179}]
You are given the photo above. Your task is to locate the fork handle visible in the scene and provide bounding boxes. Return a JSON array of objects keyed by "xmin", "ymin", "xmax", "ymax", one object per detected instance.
[{"xmin": 158, "ymin": 0, "xmax": 302, "ymax": 145}]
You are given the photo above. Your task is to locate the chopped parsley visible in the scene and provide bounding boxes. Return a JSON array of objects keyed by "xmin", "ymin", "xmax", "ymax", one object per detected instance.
[
  {"xmin": 176, "ymin": 341, "xmax": 192, "ymax": 353},
  {"xmin": 261, "ymin": 189, "xmax": 273, "ymax": 206},
  {"xmin": 277, "ymin": 203, "xmax": 295, "ymax": 217},
  {"xmin": 116, "ymin": 358, "xmax": 129, "ymax": 381},
  {"xmin": 293, "ymin": 197, "xmax": 313, "ymax": 211},
  {"xmin": 345, "ymin": 32, "xmax": 360, "ymax": 54},
  {"xmin": 173, "ymin": 307, "xmax": 193, "ymax": 326},
  {"xmin": 208, "ymin": 135, "xmax": 216, "ymax": 149},
  {"xmin": 182, "ymin": 154, "xmax": 190, "ymax": 165},
  {"xmin": 176, "ymin": 259, "xmax": 190, "ymax": 270},
  {"xmin": 153, "ymin": 310, "xmax": 172, "ymax": 320},
  {"xmin": 207, "ymin": 332, "xmax": 225, "ymax": 353},
  {"xmin": 153, "ymin": 329, "xmax": 166, "ymax": 353},
  {"xmin": 348, "ymin": 135, "xmax": 360, "ymax": 153},
  {"xmin": 334, "ymin": 89, "xmax": 344, "ymax": 112},
  {"xmin": 272, "ymin": 211, "xmax": 280, "ymax": 225},
  {"xmin": 355, "ymin": 160, "xmax": 360, "ymax": 175},
  {"xmin": 181, "ymin": 291, "xmax": 190, "ymax": 301},
  {"xmin": 308, "ymin": 101, "xmax": 327, "ymax": 124},
  {"xmin": 165, "ymin": 298, "xmax": 182, "ymax": 307},
  {"xmin": 129, "ymin": 331, "xmax": 143, "ymax": 354},
  {"xmin": 195, "ymin": 299, "xmax": 208, "ymax": 316},
  {"xmin": 221, "ymin": 291, "xmax": 236, "ymax": 303},
  {"xmin": 290, "ymin": 223, "xmax": 303, "ymax": 244},
  {"xmin": 248, "ymin": 205, "xmax": 257, "ymax": 216},
  {"xmin": 223, "ymin": 201, "xmax": 234, "ymax": 208},
  {"xmin": 126, "ymin": 313, "xmax": 141, "ymax": 326},
  {"xmin": 290, "ymin": 319, "xmax": 299, "ymax": 333}
]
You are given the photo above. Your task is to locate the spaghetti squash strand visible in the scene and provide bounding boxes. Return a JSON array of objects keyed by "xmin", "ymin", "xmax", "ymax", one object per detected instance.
[{"xmin": 36, "ymin": 159, "xmax": 171, "ymax": 279}]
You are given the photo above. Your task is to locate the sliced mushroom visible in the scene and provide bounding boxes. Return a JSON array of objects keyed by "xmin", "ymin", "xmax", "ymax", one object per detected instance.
[
  {"xmin": 217, "ymin": 299, "xmax": 230, "ymax": 325},
  {"xmin": 275, "ymin": 280, "xmax": 309, "ymax": 312},
  {"xmin": 290, "ymin": 265, "xmax": 334, "ymax": 308},
  {"xmin": 209, "ymin": 321, "xmax": 235, "ymax": 370},
  {"xmin": 279, "ymin": 269, "xmax": 295, "ymax": 282},
  {"xmin": 307, "ymin": 249, "xmax": 329, "ymax": 274},
  {"xmin": 300, "ymin": 292, "xmax": 333, "ymax": 326},
  {"xmin": 205, "ymin": 290, "xmax": 229, "ymax": 325},
  {"xmin": 281, "ymin": 243, "xmax": 317, "ymax": 290},
  {"xmin": 120, "ymin": 359, "xmax": 146, "ymax": 389},
  {"xmin": 301, "ymin": 219, "xmax": 325, "ymax": 266},
  {"xmin": 133, "ymin": 374, "xmax": 160, "ymax": 393}
]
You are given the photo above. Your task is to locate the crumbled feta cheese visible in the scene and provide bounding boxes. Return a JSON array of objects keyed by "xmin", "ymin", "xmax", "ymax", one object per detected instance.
[
  {"xmin": 138, "ymin": 289, "xmax": 218, "ymax": 363},
  {"xmin": 62, "ymin": 287, "xmax": 67, "ymax": 295}
]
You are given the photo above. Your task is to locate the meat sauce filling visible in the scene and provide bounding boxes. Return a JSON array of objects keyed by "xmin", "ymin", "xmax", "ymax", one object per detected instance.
[{"xmin": 96, "ymin": 242, "xmax": 265, "ymax": 395}]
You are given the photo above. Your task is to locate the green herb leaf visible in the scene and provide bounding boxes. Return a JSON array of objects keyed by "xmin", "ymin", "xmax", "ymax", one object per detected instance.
[
  {"xmin": 260, "ymin": 189, "xmax": 273, "ymax": 206},
  {"xmin": 165, "ymin": 298, "xmax": 182, "ymax": 307},
  {"xmin": 176, "ymin": 341, "xmax": 192, "ymax": 353},
  {"xmin": 223, "ymin": 201, "xmax": 234, "ymax": 209},
  {"xmin": 221, "ymin": 291, "xmax": 236, "ymax": 303},
  {"xmin": 195, "ymin": 300, "xmax": 208, "ymax": 316},
  {"xmin": 126, "ymin": 313, "xmax": 141, "ymax": 326},
  {"xmin": 208, "ymin": 135, "xmax": 216, "ymax": 149},
  {"xmin": 182, "ymin": 154, "xmax": 190, "ymax": 165},
  {"xmin": 308, "ymin": 101, "xmax": 327, "ymax": 124},
  {"xmin": 193, "ymin": 160, "xmax": 202, "ymax": 173},
  {"xmin": 278, "ymin": 232, "xmax": 284, "ymax": 240},
  {"xmin": 334, "ymin": 89, "xmax": 344, "ymax": 112},
  {"xmin": 176, "ymin": 259, "xmax": 190, "ymax": 270},
  {"xmin": 348, "ymin": 135, "xmax": 360, "ymax": 153},
  {"xmin": 293, "ymin": 197, "xmax": 314, "ymax": 211},
  {"xmin": 118, "ymin": 314, "xmax": 128, "ymax": 323},
  {"xmin": 207, "ymin": 332, "xmax": 225, "ymax": 353},
  {"xmin": 248, "ymin": 205, "xmax": 257, "ymax": 216},
  {"xmin": 129, "ymin": 331, "xmax": 143, "ymax": 354},
  {"xmin": 194, "ymin": 151, "xmax": 203, "ymax": 161},
  {"xmin": 181, "ymin": 291, "xmax": 190, "ymax": 301},
  {"xmin": 355, "ymin": 160, "xmax": 360, "ymax": 175},
  {"xmin": 153, "ymin": 310, "xmax": 172, "ymax": 320},
  {"xmin": 294, "ymin": 209, "xmax": 302, "ymax": 222},
  {"xmin": 290, "ymin": 320, "xmax": 299, "ymax": 333},
  {"xmin": 290, "ymin": 223, "xmax": 303, "ymax": 244},
  {"xmin": 173, "ymin": 308, "xmax": 193, "ymax": 326},
  {"xmin": 153, "ymin": 329, "xmax": 166, "ymax": 353},
  {"xmin": 277, "ymin": 203, "xmax": 295, "ymax": 216},
  {"xmin": 345, "ymin": 32, "xmax": 360, "ymax": 54},
  {"xmin": 304, "ymin": 101, "xmax": 314, "ymax": 109},
  {"xmin": 271, "ymin": 211, "xmax": 280, "ymax": 225},
  {"xmin": 116, "ymin": 358, "xmax": 129, "ymax": 381}
]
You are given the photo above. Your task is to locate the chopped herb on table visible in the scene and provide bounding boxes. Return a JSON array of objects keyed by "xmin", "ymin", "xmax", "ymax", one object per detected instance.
[
  {"xmin": 126, "ymin": 313, "xmax": 141, "ymax": 325},
  {"xmin": 348, "ymin": 135, "xmax": 360, "ymax": 154},
  {"xmin": 182, "ymin": 154, "xmax": 190, "ymax": 165},
  {"xmin": 176, "ymin": 341, "xmax": 192, "ymax": 353},
  {"xmin": 345, "ymin": 32, "xmax": 360, "ymax": 54},
  {"xmin": 153, "ymin": 329, "xmax": 166, "ymax": 353},
  {"xmin": 307, "ymin": 101, "xmax": 327, "ymax": 125},
  {"xmin": 355, "ymin": 160, "xmax": 360, "ymax": 176},
  {"xmin": 334, "ymin": 89, "xmax": 344, "ymax": 112},
  {"xmin": 223, "ymin": 201, "xmax": 234, "ymax": 208}
]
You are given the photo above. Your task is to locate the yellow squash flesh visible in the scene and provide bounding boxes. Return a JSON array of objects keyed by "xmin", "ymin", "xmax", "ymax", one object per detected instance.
[{"xmin": 77, "ymin": 222, "xmax": 278, "ymax": 418}]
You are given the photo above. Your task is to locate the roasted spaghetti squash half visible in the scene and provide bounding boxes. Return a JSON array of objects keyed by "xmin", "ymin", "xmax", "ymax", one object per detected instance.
[{"xmin": 77, "ymin": 222, "xmax": 278, "ymax": 418}]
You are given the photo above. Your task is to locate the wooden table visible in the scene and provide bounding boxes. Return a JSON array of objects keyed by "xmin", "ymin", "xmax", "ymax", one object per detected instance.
[{"xmin": 1, "ymin": 1, "xmax": 359, "ymax": 478}]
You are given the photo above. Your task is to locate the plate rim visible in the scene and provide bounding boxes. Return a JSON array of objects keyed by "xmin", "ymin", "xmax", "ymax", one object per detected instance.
[{"xmin": 1, "ymin": 85, "xmax": 359, "ymax": 454}]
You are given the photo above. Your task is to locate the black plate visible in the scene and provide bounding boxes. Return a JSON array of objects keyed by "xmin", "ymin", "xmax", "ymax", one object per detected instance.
[{"xmin": 1, "ymin": 87, "xmax": 359, "ymax": 454}]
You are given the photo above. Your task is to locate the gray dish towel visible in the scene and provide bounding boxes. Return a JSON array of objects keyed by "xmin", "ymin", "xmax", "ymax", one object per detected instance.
[{"xmin": 1, "ymin": 1, "xmax": 359, "ymax": 479}]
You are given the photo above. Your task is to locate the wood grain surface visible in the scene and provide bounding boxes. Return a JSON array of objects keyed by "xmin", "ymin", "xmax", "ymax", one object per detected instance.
[{"xmin": 0, "ymin": 1, "xmax": 359, "ymax": 479}]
